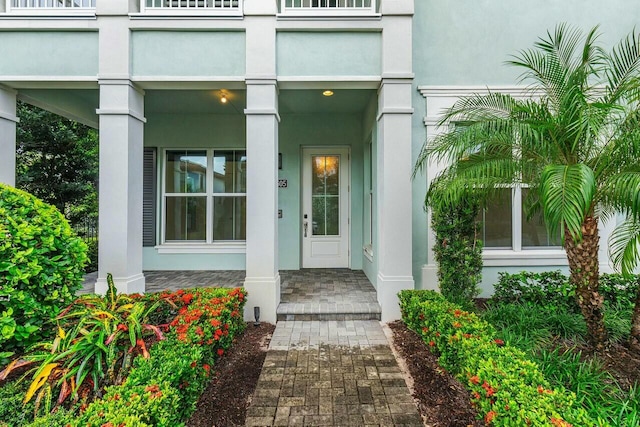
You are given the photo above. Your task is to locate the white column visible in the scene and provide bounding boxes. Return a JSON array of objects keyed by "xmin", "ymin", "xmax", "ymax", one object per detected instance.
[
  {"xmin": 375, "ymin": 9, "xmax": 415, "ymax": 321},
  {"xmin": 95, "ymin": 80, "xmax": 146, "ymax": 294},
  {"xmin": 243, "ymin": 12, "xmax": 279, "ymax": 323},
  {"xmin": 244, "ymin": 79, "xmax": 280, "ymax": 323},
  {"xmin": 376, "ymin": 78, "xmax": 415, "ymax": 321},
  {"xmin": 0, "ymin": 85, "xmax": 18, "ymax": 186}
]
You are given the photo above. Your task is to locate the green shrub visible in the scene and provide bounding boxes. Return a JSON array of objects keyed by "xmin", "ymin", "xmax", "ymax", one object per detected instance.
[
  {"xmin": 75, "ymin": 383, "xmax": 181, "ymax": 427},
  {"xmin": 0, "ymin": 184, "xmax": 87, "ymax": 360},
  {"xmin": 126, "ymin": 337, "xmax": 207, "ymax": 422},
  {"xmin": 0, "ymin": 379, "xmax": 35, "ymax": 426},
  {"xmin": 430, "ymin": 198, "xmax": 482, "ymax": 309},
  {"xmin": 493, "ymin": 271, "xmax": 639, "ymax": 311},
  {"xmin": 399, "ymin": 290, "xmax": 598, "ymax": 426},
  {"xmin": 83, "ymin": 239, "xmax": 98, "ymax": 274}
]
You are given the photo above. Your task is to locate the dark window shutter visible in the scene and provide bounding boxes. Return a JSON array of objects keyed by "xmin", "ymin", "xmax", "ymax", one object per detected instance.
[{"xmin": 143, "ymin": 148, "xmax": 157, "ymax": 247}]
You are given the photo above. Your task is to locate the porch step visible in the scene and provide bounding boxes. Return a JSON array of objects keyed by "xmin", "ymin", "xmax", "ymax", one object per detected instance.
[{"xmin": 276, "ymin": 302, "xmax": 381, "ymax": 321}]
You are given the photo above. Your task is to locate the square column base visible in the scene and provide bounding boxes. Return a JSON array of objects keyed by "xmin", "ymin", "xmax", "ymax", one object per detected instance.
[
  {"xmin": 377, "ymin": 273, "xmax": 414, "ymax": 322},
  {"xmin": 244, "ymin": 274, "xmax": 281, "ymax": 324},
  {"xmin": 95, "ymin": 273, "xmax": 145, "ymax": 295}
]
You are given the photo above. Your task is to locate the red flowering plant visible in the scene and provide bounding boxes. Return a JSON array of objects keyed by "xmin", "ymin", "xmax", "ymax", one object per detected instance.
[
  {"xmin": 167, "ymin": 287, "xmax": 246, "ymax": 359},
  {"xmin": 398, "ymin": 290, "xmax": 597, "ymax": 427}
]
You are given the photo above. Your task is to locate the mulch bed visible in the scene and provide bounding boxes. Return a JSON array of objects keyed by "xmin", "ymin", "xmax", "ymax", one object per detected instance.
[
  {"xmin": 187, "ymin": 322, "xmax": 275, "ymax": 427},
  {"xmin": 388, "ymin": 321, "xmax": 482, "ymax": 427}
]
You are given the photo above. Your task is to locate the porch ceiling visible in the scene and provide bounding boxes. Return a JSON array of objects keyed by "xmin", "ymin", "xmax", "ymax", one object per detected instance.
[
  {"xmin": 279, "ymin": 89, "xmax": 375, "ymax": 114},
  {"xmin": 143, "ymin": 89, "xmax": 376, "ymax": 115}
]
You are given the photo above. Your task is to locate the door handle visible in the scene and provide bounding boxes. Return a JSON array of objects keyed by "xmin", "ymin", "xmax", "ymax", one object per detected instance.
[{"xmin": 304, "ymin": 221, "xmax": 308, "ymax": 238}]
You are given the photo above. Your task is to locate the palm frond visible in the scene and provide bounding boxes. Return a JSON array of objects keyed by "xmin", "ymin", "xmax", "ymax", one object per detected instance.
[
  {"xmin": 604, "ymin": 29, "xmax": 640, "ymax": 104},
  {"xmin": 540, "ymin": 164, "xmax": 596, "ymax": 241},
  {"xmin": 600, "ymin": 171, "xmax": 640, "ymax": 219},
  {"xmin": 609, "ymin": 217, "xmax": 640, "ymax": 276}
]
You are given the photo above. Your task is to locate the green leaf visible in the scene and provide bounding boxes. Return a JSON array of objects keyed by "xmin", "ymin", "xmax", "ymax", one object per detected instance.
[
  {"xmin": 540, "ymin": 164, "xmax": 596, "ymax": 241},
  {"xmin": 609, "ymin": 217, "xmax": 640, "ymax": 276}
]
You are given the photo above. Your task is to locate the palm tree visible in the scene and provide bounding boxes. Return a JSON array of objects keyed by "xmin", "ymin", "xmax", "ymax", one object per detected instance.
[{"xmin": 415, "ymin": 24, "xmax": 640, "ymax": 351}]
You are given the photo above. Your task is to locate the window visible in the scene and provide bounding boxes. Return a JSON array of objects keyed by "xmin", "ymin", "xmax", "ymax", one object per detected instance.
[
  {"xmin": 478, "ymin": 186, "xmax": 561, "ymax": 250},
  {"xmin": 163, "ymin": 149, "xmax": 246, "ymax": 243}
]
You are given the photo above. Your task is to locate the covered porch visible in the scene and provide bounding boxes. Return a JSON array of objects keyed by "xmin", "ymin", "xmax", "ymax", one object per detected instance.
[{"xmin": 83, "ymin": 269, "xmax": 381, "ymax": 320}]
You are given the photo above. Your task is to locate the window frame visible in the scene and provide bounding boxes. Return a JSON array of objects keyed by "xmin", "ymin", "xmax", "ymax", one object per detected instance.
[
  {"xmin": 479, "ymin": 184, "xmax": 564, "ymax": 252},
  {"xmin": 159, "ymin": 148, "xmax": 247, "ymax": 251}
]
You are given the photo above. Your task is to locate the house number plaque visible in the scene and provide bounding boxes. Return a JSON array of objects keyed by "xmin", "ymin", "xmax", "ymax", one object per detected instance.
[{"xmin": 278, "ymin": 179, "xmax": 288, "ymax": 188}]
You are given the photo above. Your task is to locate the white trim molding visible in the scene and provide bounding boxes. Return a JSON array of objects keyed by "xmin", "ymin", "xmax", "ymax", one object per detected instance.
[{"xmin": 155, "ymin": 243, "xmax": 246, "ymax": 254}]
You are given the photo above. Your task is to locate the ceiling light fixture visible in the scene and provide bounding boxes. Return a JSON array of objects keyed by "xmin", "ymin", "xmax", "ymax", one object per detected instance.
[
  {"xmin": 322, "ymin": 90, "xmax": 334, "ymax": 97},
  {"xmin": 220, "ymin": 92, "xmax": 228, "ymax": 104}
]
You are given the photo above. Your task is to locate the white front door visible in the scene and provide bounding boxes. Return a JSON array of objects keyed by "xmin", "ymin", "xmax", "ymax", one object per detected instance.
[{"xmin": 302, "ymin": 147, "xmax": 350, "ymax": 268}]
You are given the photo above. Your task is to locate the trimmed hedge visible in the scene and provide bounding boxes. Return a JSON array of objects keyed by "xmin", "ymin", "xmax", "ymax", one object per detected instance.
[
  {"xmin": 493, "ymin": 271, "xmax": 639, "ymax": 310},
  {"xmin": 399, "ymin": 290, "xmax": 599, "ymax": 427},
  {"xmin": 18, "ymin": 287, "xmax": 246, "ymax": 427},
  {"xmin": 0, "ymin": 184, "xmax": 87, "ymax": 361}
]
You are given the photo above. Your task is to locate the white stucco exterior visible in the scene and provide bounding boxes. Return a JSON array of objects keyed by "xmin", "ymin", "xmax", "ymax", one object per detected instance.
[{"xmin": 0, "ymin": 0, "xmax": 634, "ymax": 321}]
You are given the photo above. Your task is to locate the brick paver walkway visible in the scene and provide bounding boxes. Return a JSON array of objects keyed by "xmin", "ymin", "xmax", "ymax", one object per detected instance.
[{"xmin": 245, "ymin": 321, "xmax": 423, "ymax": 427}]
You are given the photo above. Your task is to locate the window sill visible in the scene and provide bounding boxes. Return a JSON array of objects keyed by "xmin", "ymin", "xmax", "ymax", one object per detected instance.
[
  {"xmin": 482, "ymin": 249, "xmax": 567, "ymax": 267},
  {"xmin": 155, "ymin": 242, "xmax": 246, "ymax": 254},
  {"xmin": 363, "ymin": 245, "xmax": 373, "ymax": 262}
]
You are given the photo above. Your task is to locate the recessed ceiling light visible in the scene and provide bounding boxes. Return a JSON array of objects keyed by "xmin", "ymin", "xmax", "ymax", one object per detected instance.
[
  {"xmin": 323, "ymin": 90, "xmax": 334, "ymax": 97},
  {"xmin": 220, "ymin": 90, "xmax": 228, "ymax": 104}
]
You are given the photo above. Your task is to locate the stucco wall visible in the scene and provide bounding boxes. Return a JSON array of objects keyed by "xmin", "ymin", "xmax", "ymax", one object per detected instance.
[
  {"xmin": 0, "ymin": 31, "xmax": 98, "ymax": 77},
  {"xmin": 131, "ymin": 31, "xmax": 246, "ymax": 78}
]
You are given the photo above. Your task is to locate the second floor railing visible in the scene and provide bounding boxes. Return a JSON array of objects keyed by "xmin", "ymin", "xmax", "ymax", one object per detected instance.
[
  {"xmin": 142, "ymin": 0, "xmax": 242, "ymax": 14},
  {"xmin": 280, "ymin": 0, "xmax": 376, "ymax": 15},
  {"xmin": 7, "ymin": 0, "xmax": 95, "ymax": 11}
]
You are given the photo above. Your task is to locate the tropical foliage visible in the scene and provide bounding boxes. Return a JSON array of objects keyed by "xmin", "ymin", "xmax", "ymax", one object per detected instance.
[
  {"xmin": 0, "ymin": 274, "xmax": 166, "ymax": 415},
  {"xmin": 0, "ymin": 286, "xmax": 247, "ymax": 427},
  {"xmin": 414, "ymin": 24, "xmax": 640, "ymax": 350}
]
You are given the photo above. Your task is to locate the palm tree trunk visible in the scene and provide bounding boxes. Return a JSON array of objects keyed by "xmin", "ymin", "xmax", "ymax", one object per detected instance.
[
  {"xmin": 630, "ymin": 279, "xmax": 640, "ymax": 351},
  {"xmin": 563, "ymin": 215, "xmax": 608, "ymax": 351}
]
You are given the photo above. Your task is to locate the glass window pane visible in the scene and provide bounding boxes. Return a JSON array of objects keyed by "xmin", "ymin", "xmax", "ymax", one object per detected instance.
[
  {"xmin": 478, "ymin": 189, "xmax": 512, "ymax": 248},
  {"xmin": 166, "ymin": 150, "xmax": 207, "ymax": 193},
  {"xmin": 165, "ymin": 196, "xmax": 206, "ymax": 241},
  {"xmin": 522, "ymin": 190, "xmax": 562, "ymax": 247},
  {"xmin": 312, "ymin": 156, "xmax": 340, "ymax": 196},
  {"xmin": 213, "ymin": 196, "xmax": 246, "ymax": 241},
  {"xmin": 311, "ymin": 155, "xmax": 341, "ymax": 237},
  {"xmin": 312, "ymin": 196, "xmax": 326, "ymax": 236},
  {"xmin": 213, "ymin": 150, "xmax": 247, "ymax": 194}
]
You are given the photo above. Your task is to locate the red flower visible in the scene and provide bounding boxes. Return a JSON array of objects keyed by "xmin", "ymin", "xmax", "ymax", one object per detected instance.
[
  {"xmin": 469, "ymin": 375, "xmax": 480, "ymax": 385},
  {"xmin": 551, "ymin": 418, "xmax": 573, "ymax": 427},
  {"xmin": 182, "ymin": 294, "xmax": 194, "ymax": 305},
  {"xmin": 190, "ymin": 361, "xmax": 197, "ymax": 368},
  {"xmin": 454, "ymin": 309, "xmax": 463, "ymax": 317},
  {"xmin": 494, "ymin": 338, "xmax": 505, "ymax": 346},
  {"xmin": 217, "ymin": 349, "xmax": 224, "ymax": 357},
  {"xmin": 203, "ymin": 364, "xmax": 210, "ymax": 374},
  {"xmin": 452, "ymin": 321, "xmax": 462, "ymax": 328},
  {"xmin": 429, "ymin": 340, "xmax": 436, "ymax": 347},
  {"xmin": 484, "ymin": 411, "xmax": 497, "ymax": 424},
  {"xmin": 421, "ymin": 327, "xmax": 429, "ymax": 334}
]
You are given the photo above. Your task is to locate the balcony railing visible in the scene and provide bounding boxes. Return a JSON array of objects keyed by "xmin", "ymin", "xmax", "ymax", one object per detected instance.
[
  {"xmin": 141, "ymin": 0, "xmax": 242, "ymax": 15},
  {"xmin": 7, "ymin": 0, "xmax": 95, "ymax": 12},
  {"xmin": 280, "ymin": 0, "xmax": 377, "ymax": 15}
]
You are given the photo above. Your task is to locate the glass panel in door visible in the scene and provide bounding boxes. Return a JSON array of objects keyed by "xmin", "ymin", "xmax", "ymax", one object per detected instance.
[{"xmin": 311, "ymin": 155, "xmax": 340, "ymax": 236}]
